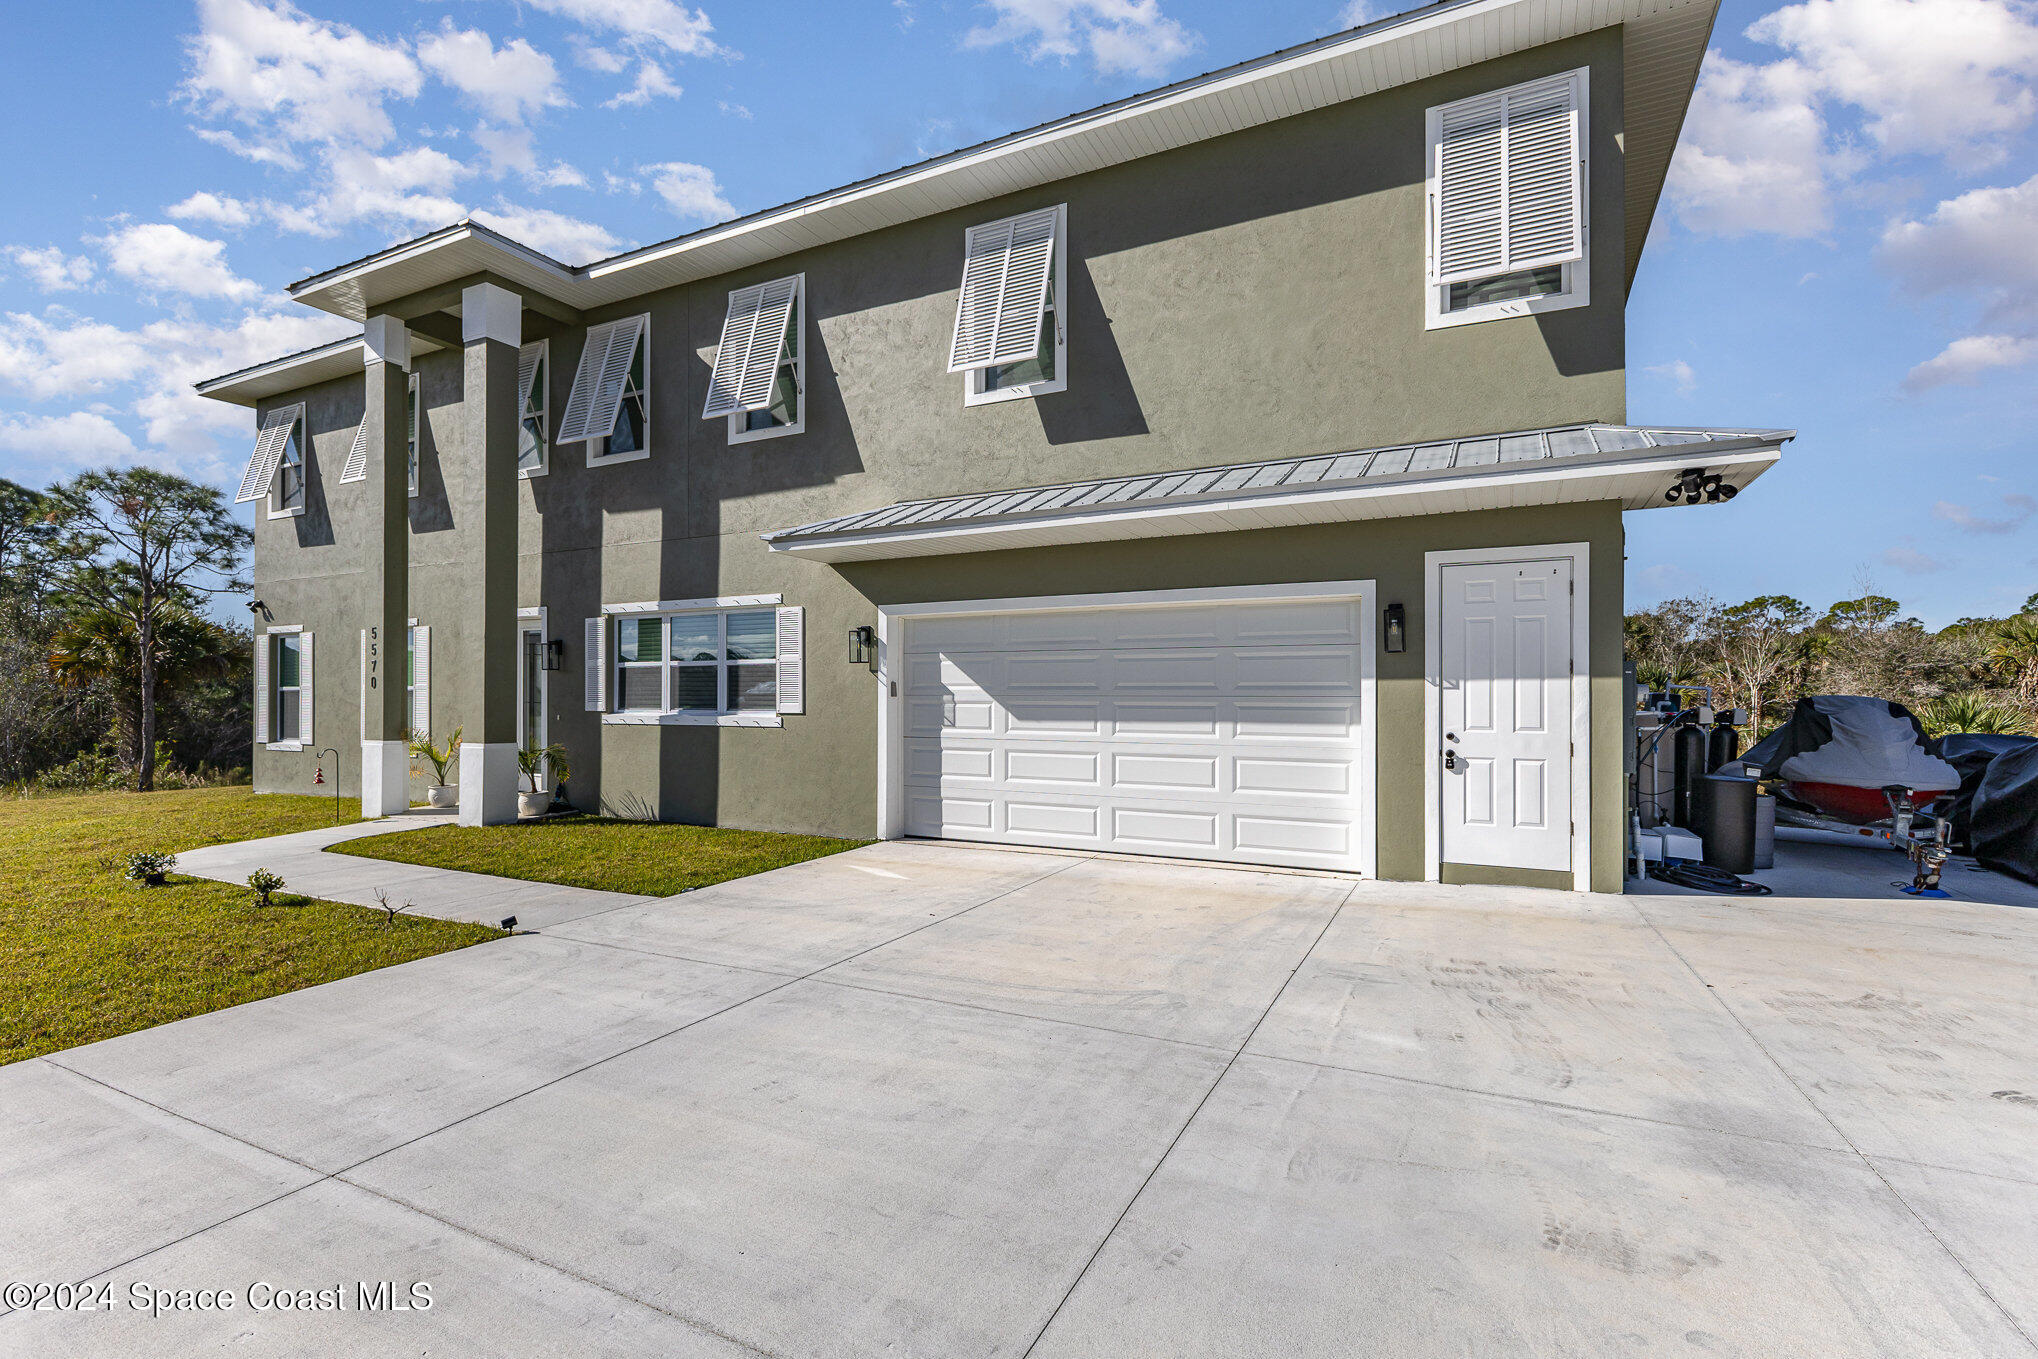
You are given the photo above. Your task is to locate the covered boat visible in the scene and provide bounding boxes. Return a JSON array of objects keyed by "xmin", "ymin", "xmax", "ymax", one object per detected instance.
[{"xmin": 1744, "ymin": 696, "xmax": 1959, "ymax": 824}]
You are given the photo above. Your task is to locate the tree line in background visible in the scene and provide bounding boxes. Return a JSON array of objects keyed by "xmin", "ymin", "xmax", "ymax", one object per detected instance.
[
  {"xmin": 0, "ymin": 470, "xmax": 252, "ymax": 793},
  {"xmin": 1625, "ymin": 591, "xmax": 2038, "ymax": 740}
]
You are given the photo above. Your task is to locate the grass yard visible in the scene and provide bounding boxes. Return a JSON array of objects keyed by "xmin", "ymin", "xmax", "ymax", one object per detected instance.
[
  {"xmin": 0, "ymin": 788, "xmax": 500, "ymax": 1066},
  {"xmin": 331, "ymin": 815, "xmax": 866, "ymax": 897}
]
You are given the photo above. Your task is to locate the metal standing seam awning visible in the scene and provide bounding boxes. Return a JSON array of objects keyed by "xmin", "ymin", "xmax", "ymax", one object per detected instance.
[{"xmin": 761, "ymin": 424, "xmax": 1793, "ymax": 563}]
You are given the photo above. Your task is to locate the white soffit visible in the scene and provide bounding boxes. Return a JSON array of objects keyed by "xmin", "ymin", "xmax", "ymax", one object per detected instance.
[
  {"xmin": 287, "ymin": 0, "xmax": 1719, "ymax": 323},
  {"xmin": 762, "ymin": 425, "xmax": 1791, "ymax": 563},
  {"xmin": 196, "ymin": 333, "xmax": 449, "ymax": 407}
]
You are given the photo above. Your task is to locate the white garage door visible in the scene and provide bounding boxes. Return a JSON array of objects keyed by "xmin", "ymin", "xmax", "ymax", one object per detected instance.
[{"xmin": 899, "ymin": 593, "xmax": 1371, "ymax": 872}]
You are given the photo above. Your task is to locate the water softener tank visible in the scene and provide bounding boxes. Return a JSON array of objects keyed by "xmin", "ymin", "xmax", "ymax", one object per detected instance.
[
  {"xmin": 1707, "ymin": 724, "xmax": 1740, "ymax": 774},
  {"xmin": 1699, "ymin": 774, "xmax": 1759, "ymax": 874},
  {"xmin": 1672, "ymin": 723, "xmax": 1708, "ymax": 828}
]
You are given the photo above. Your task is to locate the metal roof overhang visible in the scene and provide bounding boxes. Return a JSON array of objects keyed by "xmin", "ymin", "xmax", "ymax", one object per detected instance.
[
  {"xmin": 194, "ymin": 333, "xmax": 449, "ymax": 407},
  {"xmin": 285, "ymin": 0, "xmax": 1717, "ymax": 325},
  {"xmin": 763, "ymin": 433, "xmax": 1790, "ymax": 564}
]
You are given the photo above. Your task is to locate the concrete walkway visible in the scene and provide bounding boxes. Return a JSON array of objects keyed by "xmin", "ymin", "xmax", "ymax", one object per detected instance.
[
  {"xmin": 171, "ymin": 811, "xmax": 656, "ymax": 928},
  {"xmin": 5, "ymin": 841, "xmax": 2036, "ymax": 1357}
]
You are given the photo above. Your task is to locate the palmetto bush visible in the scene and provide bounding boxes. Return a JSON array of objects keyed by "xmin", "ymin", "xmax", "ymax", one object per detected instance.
[{"xmin": 1917, "ymin": 691, "xmax": 2036, "ymax": 739}]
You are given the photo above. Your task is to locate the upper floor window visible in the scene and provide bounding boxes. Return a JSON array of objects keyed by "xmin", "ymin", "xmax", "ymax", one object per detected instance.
[
  {"xmin": 703, "ymin": 275, "xmax": 804, "ymax": 445},
  {"xmin": 1425, "ymin": 70, "xmax": 1588, "ymax": 331},
  {"xmin": 948, "ymin": 204, "xmax": 1066, "ymax": 406},
  {"xmin": 559, "ymin": 314, "xmax": 651, "ymax": 466},
  {"xmin": 518, "ymin": 339, "xmax": 549, "ymax": 477},
  {"xmin": 407, "ymin": 372, "xmax": 420, "ymax": 496},
  {"xmin": 231, "ymin": 402, "xmax": 305, "ymax": 511}
]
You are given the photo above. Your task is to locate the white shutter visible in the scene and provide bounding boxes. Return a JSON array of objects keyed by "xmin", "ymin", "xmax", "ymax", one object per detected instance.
[
  {"xmin": 775, "ymin": 606, "xmax": 804, "ymax": 715},
  {"xmin": 584, "ymin": 616, "xmax": 607, "ymax": 712},
  {"xmin": 338, "ymin": 416, "xmax": 369, "ymax": 483},
  {"xmin": 359, "ymin": 629, "xmax": 368, "ymax": 742},
  {"xmin": 299, "ymin": 632, "xmax": 314, "ymax": 744},
  {"xmin": 1431, "ymin": 72, "xmax": 1583, "ymax": 286},
  {"xmin": 948, "ymin": 206, "xmax": 1060, "ymax": 373},
  {"xmin": 252, "ymin": 633, "xmax": 269, "ymax": 746},
  {"xmin": 702, "ymin": 276, "xmax": 800, "ymax": 419},
  {"xmin": 234, "ymin": 404, "xmax": 304, "ymax": 503},
  {"xmin": 411, "ymin": 626, "xmax": 430, "ymax": 736},
  {"xmin": 517, "ymin": 341, "xmax": 543, "ymax": 414},
  {"xmin": 556, "ymin": 315, "xmax": 647, "ymax": 443}
]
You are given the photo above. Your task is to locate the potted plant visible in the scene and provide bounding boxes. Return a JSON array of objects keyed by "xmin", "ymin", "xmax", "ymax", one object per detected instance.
[
  {"xmin": 124, "ymin": 850, "xmax": 177, "ymax": 887},
  {"xmin": 517, "ymin": 741, "xmax": 571, "ymax": 818},
  {"xmin": 247, "ymin": 868, "xmax": 285, "ymax": 908},
  {"xmin": 409, "ymin": 725, "xmax": 462, "ymax": 808}
]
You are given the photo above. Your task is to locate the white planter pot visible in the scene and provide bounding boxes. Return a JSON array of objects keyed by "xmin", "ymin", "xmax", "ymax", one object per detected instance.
[
  {"xmin": 518, "ymin": 791, "xmax": 550, "ymax": 819},
  {"xmin": 426, "ymin": 784, "xmax": 457, "ymax": 809}
]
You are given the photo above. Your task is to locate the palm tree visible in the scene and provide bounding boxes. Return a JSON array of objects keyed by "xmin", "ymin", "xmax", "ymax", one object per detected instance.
[
  {"xmin": 1916, "ymin": 691, "xmax": 2036, "ymax": 739},
  {"xmin": 1987, "ymin": 614, "xmax": 2038, "ymax": 707},
  {"xmin": 48, "ymin": 597, "xmax": 237, "ymax": 772}
]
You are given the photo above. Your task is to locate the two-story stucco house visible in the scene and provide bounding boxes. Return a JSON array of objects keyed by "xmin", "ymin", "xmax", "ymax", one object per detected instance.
[{"xmin": 199, "ymin": 0, "xmax": 1789, "ymax": 893}]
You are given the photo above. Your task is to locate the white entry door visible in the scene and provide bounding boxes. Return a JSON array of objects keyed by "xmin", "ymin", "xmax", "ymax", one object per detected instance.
[
  {"xmin": 899, "ymin": 593, "xmax": 1372, "ymax": 872},
  {"xmin": 1438, "ymin": 558, "xmax": 1573, "ymax": 872}
]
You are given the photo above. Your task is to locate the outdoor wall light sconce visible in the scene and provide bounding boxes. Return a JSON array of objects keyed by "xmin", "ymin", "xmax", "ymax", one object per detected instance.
[
  {"xmin": 848, "ymin": 625, "xmax": 878, "ymax": 672},
  {"xmin": 541, "ymin": 638, "xmax": 566, "ymax": 671},
  {"xmin": 1384, "ymin": 602, "xmax": 1406, "ymax": 654}
]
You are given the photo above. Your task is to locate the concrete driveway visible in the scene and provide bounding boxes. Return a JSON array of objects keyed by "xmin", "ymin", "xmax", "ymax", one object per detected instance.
[{"xmin": 4, "ymin": 841, "xmax": 2035, "ymax": 1357}]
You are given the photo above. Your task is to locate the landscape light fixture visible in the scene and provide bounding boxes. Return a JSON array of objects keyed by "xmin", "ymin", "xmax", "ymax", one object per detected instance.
[
  {"xmin": 848, "ymin": 625, "xmax": 878, "ymax": 671},
  {"xmin": 1383, "ymin": 602, "xmax": 1406, "ymax": 653},
  {"xmin": 500, "ymin": 915, "xmax": 517, "ymax": 934}
]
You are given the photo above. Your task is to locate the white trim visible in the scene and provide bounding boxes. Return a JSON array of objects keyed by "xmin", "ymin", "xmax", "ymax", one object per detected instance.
[
  {"xmin": 726, "ymin": 275, "xmax": 807, "ymax": 445},
  {"xmin": 1423, "ymin": 542, "xmax": 1591, "ymax": 892},
  {"xmin": 363, "ymin": 316, "xmax": 411, "ymax": 371},
  {"xmin": 1424, "ymin": 260, "xmax": 1590, "ymax": 330},
  {"xmin": 603, "ymin": 712, "xmax": 784, "ymax": 728},
  {"xmin": 517, "ymin": 607, "xmax": 550, "ymax": 784},
  {"xmin": 516, "ymin": 606, "xmax": 544, "ymax": 618},
  {"xmin": 266, "ymin": 741, "xmax": 306, "ymax": 753},
  {"xmin": 462, "ymin": 281, "xmax": 522, "ymax": 347},
  {"xmin": 266, "ymin": 504, "xmax": 305, "ymax": 520},
  {"xmin": 962, "ymin": 204, "xmax": 1067, "ymax": 406},
  {"xmin": 407, "ymin": 372, "xmax": 421, "ymax": 499},
  {"xmin": 604, "ymin": 592, "xmax": 781, "ymax": 614},
  {"xmin": 876, "ymin": 580, "xmax": 1377, "ymax": 879},
  {"xmin": 264, "ymin": 625, "xmax": 305, "ymax": 750}
]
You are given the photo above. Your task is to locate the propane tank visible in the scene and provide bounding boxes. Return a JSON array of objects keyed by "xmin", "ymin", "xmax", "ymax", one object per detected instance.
[
  {"xmin": 1706, "ymin": 724, "xmax": 1740, "ymax": 774},
  {"xmin": 1672, "ymin": 722, "xmax": 1708, "ymax": 829}
]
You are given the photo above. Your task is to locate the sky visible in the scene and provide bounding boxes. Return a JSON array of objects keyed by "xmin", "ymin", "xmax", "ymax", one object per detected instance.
[{"xmin": 0, "ymin": 0, "xmax": 2033, "ymax": 627}]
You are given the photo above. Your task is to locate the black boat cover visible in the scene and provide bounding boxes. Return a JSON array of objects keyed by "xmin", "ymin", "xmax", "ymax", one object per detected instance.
[
  {"xmin": 1933, "ymin": 733, "xmax": 2038, "ymax": 849},
  {"xmin": 1970, "ymin": 742, "xmax": 2038, "ymax": 885},
  {"xmin": 1743, "ymin": 695, "xmax": 1956, "ymax": 789}
]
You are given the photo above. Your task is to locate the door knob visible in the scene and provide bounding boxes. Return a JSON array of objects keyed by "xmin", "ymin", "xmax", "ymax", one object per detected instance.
[{"xmin": 1443, "ymin": 750, "xmax": 1458, "ymax": 772}]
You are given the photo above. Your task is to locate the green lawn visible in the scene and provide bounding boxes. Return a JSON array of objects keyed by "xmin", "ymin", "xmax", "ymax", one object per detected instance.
[
  {"xmin": 330, "ymin": 815, "xmax": 866, "ymax": 897},
  {"xmin": 0, "ymin": 788, "xmax": 500, "ymax": 1066}
]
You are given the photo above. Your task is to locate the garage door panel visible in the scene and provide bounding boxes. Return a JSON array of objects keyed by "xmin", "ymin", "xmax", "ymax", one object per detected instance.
[{"xmin": 900, "ymin": 597, "xmax": 1369, "ymax": 872}]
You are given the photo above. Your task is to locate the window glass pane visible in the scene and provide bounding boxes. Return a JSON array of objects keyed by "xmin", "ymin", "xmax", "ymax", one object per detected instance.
[
  {"xmin": 280, "ymin": 428, "xmax": 300, "ymax": 468},
  {"xmin": 619, "ymin": 665, "xmax": 663, "ymax": 711},
  {"xmin": 668, "ymin": 614, "xmax": 718, "ymax": 662},
  {"xmin": 725, "ymin": 610, "xmax": 776, "ymax": 660},
  {"xmin": 526, "ymin": 356, "xmax": 545, "ymax": 411},
  {"xmin": 518, "ymin": 416, "xmax": 545, "ymax": 471},
  {"xmin": 670, "ymin": 664, "xmax": 718, "ymax": 710},
  {"xmin": 984, "ymin": 309, "xmax": 1055, "ymax": 391},
  {"xmin": 728, "ymin": 662, "xmax": 776, "ymax": 712},
  {"xmin": 277, "ymin": 462, "xmax": 304, "ymax": 509},
  {"xmin": 610, "ymin": 392, "xmax": 646, "ymax": 455},
  {"xmin": 277, "ymin": 691, "xmax": 300, "ymax": 742},
  {"xmin": 617, "ymin": 616, "xmax": 663, "ymax": 663},
  {"xmin": 275, "ymin": 635, "xmax": 300, "ymax": 688},
  {"xmin": 1448, "ymin": 265, "xmax": 1563, "ymax": 311}
]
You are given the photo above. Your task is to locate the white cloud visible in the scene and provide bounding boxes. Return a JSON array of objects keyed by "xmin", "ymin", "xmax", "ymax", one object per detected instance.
[
  {"xmin": 96, "ymin": 223, "xmax": 262, "ymax": 303},
  {"xmin": 166, "ymin": 192, "xmax": 255, "ymax": 229},
  {"xmin": 642, "ymin": 161, "xmax": 734, "ymax": 222},
  {"xmin": 181, "ymin": 0, "xmax": 421, "ymax": 157},
  {"xmin": 521, "ymin": 0, "xmax": 724, "ymax": 57},
  {"xmin": 1667, "ymin": 54, "xmax": 1836, "ymax": 237},
  {"xmin": 572, "ymin": 40, "xmax": 628, "ymax": 73},
  {"xmin": 0, "ymin": 412, "xmax": 139, "ymax": 469},
  {"xmin": 417, "ymin": 23, "xmax": 568, "ymax": 125},
  {"xmin": 6, "ymin": 246, "xmax": 95, "ymax": 293},
  {"xmin": 1880, "ymin": 173, "xmax": 2038, "ymax": 325},
  {"xmin": 1335, "ymin": 0, "xmax": 1378, "ymax": 26},
  {"xmin": 965, "ymin": 0, "xmax": 1200, "ymax": 79},
  {"xmin": 895, "ymin": 0, "xmax": 917, "ymax": 27},
  {"xmin": 470, "ymin": 205, "xmax": 623, "ymax": 263},
  {"xmin": 267, "ymin": 146, "xmax": 469, "ymax": 237},
  {"xmin": 1881, "ymin": 540, "xmax": 1950, "ymax": 573},
  {"xmin": 717, "ymin": 99, "xmax": 752, "ymax": 119},
  {"xmin": 1645, "ymin": 359, "xmax": 1698, "ymax": 395},
  {"xmin": 1933, "ymin": 493, "xmax": 2037, "ymax": 531},
  {"xmin": 604, "ymin": 60, "xmax": 683, "ymax": 107},
  {"xmin": 1903, "ymin": 334, "xmax": 2038, "ymax": 390},
  {"xmin": 0, "ymin": 311, "xmax": 153, "ymax": 402},
  {"xmin": 191, "ymin": 125, "xmax": 302, "ymax": 171}
]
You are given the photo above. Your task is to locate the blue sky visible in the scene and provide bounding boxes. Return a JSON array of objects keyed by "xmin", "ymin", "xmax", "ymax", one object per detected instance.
[{"xmin": 1, "ymin": 0, "xmax": 2033, "ymax": 626}]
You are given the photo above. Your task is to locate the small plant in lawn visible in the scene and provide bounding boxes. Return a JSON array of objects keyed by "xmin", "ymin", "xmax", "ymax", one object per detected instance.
[
  {"xmin": 123, "ymin": 850, "xmax": 177, "ymax": 887},
  {"xmin": 373, "ymin": 889, "xmax": 410, "ymax": 928},
  {"xmin": 247, "ymin": 868, "xmax": 285, "ymax": 908}
]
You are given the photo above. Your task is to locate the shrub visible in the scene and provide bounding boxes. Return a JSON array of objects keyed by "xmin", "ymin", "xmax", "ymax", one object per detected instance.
[
  {"xmin": 1918, "ymin": 692, "xmax": 2036, "ymax": 739},
  {"xmin": 409, "ymin": 726, "xmax": 462, "ymax": 787},
  {"xmin": 123, "ymin": 850, "xmax": 177, "ymax": 885},
  {"xmin": 247, "ymin": 868, "xmax": 285, "ymax": 907}
]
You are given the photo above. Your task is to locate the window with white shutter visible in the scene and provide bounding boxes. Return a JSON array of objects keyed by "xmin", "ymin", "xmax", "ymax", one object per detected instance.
[
  {"xmin": 339, "ymin": 416, "xmax": 369, "ymax": 483},
  {"xmin": 584, "ymin": 616, "xmax": 607, "ymax": 712},
  {"xmin": 235, "ymin": 404, "xmax": 304, "ymax": 504},
  {"xmin": 517, "ymin": 340, "xmax": 549, "ymax": 477},
  {"xmin": 252, "ymin": 632, "xmax": 269, "ymax": 747},
  {"xmin": 263, "ymin": 628, "xmax": 304, "ymax": 748},
  {"xmin": 775, "ymin": 607, "xmax": 804, "ymax": 715},
  {"xmin": 558, "ymin": 315, "xmax": 650, "ymax": 465},
  {"xmin": 409, "ymin": 625, "xmax": 431, "ymax": 737},
  {"xmin": 1425, "ymin": 69, "xmax": 1588, "ymax": 331},
  {"xmin": 951, "ymin": 205, "xmax": 1067, "ymax": 406},
  {"xmin": 705, "ymin": 277, "xmax": 804, "ymax": 447}
]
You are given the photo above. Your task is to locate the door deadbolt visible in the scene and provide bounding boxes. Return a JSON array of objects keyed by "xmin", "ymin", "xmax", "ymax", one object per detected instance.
[{"xmin": 1443, "ymin": 750, "xmax": 1459, "ymax": 772}]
